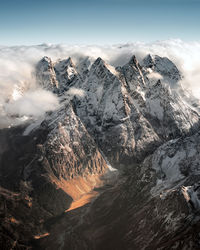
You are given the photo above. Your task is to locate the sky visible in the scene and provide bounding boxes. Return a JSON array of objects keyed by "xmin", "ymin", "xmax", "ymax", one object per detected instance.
[{"xmin": 0, "ymin": 0, "xmax": 200, "ymax": 45}]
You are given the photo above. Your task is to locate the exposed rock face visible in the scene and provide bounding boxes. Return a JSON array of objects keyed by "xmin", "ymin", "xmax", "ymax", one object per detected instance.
[
  {"xmin": 142, "ymin": 54, "xmax": 182, "ymax": 84},
  {"xmin": 75, "ymin": 56, "xmax": 93, "ymax": 79},
  {"xmin": 1, "ymin": 54, "xmax": 200, "ymax": 249},
  {"xmin": 75, "ymin": 57, "xmax": 160, "ymax": 166},
  {"xmin": 35, "ymin": 56, "xmax": 58, "ymax": 91},
  {"xmin": 119, "ymin": 56, "xmax": 199, "ymax": 140},
  {"xmin": 35, "ymin": 132, "xmax": 200, "ymax": 250},
  {"xmin": 144, "ymin": 80, "xmax": 199, "ymax": 139},
  {"xmin": 150, "ymin": 131, "xmax": 200, "ymax": 194},
  {"xmin": 54, "ymin": 58, "xmax": 81, "ymax": 92},
  {"xmin": 0, "ymin": 102, "xmax": 108, "ymax": 249},
  {"xmin": 35, "ymin": 56, "xmax": 82, "ymax": 94},
  {"xmin": 72, "ymin": 55, "xmax": 199, "ymax": 166}
]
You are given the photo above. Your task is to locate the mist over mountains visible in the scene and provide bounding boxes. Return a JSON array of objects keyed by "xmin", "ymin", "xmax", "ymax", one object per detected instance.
[
  {"xmin": 1, "ymin": 39, "xmax": 200, "ymax": 249},
  {"xmin": 0, "ymin": 39, "xmax": 200, "ymax": 128}
]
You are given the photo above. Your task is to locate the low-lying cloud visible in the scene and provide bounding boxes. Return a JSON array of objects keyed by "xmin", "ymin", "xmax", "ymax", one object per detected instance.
[
  {"xmin": 5, "ymin": 89, "xmax": 59, "ymax": 117},
  {"xmin": 147, "ymin": 71, "xmax": 163, "ymax": 80},
  {"xmin": 0, "ymin": 39, "xmax": 200, "ymax": 128},
  {"xmin": 66, "ymin": 87, "xmax": 85, "ymax": 98}
]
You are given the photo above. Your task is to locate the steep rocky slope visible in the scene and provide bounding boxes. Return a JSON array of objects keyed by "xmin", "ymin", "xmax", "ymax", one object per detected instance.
[
  {"xmin": 36, "ymin": 131, "xmax": 200, "ymax": 250},
  {"xmin": 73, "ymin": 54, "xmax": 199, "ymax": 166},
  {"xmin": 0, "ymin": 102, "xmax": 108, "ymax": 248},
  {"xmin": 1, "ymin": 54, "xmax": 200, "ymax": 249}
]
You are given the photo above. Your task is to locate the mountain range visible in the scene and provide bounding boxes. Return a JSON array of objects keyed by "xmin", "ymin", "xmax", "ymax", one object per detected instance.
[{"xmin": 1, "ymin": 53, "xmax": 200, "ymax": 249}]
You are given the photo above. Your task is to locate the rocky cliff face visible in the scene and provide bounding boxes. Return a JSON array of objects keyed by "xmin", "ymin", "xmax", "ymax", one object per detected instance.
[
  {"xmin": 1, "ymin": 54, "xmax": 200, "ymax": 249},
  {"xmin": 72, "ymin": 54, "xmax": 199, "ymax": 166},
  {"xmin": 35, "ymin": 131, "xmax": 200, "ymax": 250},
  {"xmin": 35, "ymin": 56, "xmax": 59, "ymax": 91},
  {"xmin": 0, "ymin": 102, "xmax": 108, "ymax": 248},
  {"xmin": 142, "ymin": 54, "xmax": 182, "ymax": 84}
]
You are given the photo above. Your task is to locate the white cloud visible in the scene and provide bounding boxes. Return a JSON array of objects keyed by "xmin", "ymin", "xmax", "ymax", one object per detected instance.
[
  {"xmin": 147, "ymin": 71, "xmax": 163, "ymax": 80},
  {"xmin": 66, "ymin": 87, "xmax": 85, "ymax": 98},
  {"xmin": 0, "ymin": 39, "xmax": 200, "ymax": 128},
  {"xmin": 5, "ymin": 89, "xmax": 59, "ymax": 117}
]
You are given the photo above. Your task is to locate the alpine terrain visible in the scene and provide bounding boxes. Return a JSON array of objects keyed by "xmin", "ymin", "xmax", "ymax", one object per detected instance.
[{"xmin": 1, "ymin": 53, "xmax": 200, "ymax": 250}]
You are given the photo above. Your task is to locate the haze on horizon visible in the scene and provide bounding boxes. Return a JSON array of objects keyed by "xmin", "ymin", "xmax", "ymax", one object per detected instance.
[{"xmin": 0, "ymin": 0, "xmax": 199, "ymax": 46}]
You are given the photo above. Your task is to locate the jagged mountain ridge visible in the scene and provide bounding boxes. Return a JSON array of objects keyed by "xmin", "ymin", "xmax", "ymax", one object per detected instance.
[
  {"xmin": 1, "ymin": 54, "xmax": 200, "ymax": 249},
  {"xmin": 35, "ymin": 53, "xmax": 200, "ymax": 167}
]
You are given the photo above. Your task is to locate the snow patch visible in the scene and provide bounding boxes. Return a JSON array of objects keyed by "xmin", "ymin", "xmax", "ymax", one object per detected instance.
[{"xmin": 23, "ymin": 118, "xmax": 44, "ymax": 136}]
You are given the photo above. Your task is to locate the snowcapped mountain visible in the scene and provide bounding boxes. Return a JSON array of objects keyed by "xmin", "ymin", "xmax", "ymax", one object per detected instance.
[
  {"xmin": 1, "ymin": 53, "xmax": 200, "ymax": 249},
  {"xmin": 142, "ymin": 54, "xmax": 182, "ymax": 84},
  {"xmin": 36, "ymin": 56, "xmax": 58, "ymax": 91},
  {"xmin": 54, "ymin": 57, "xmax": 81, "ymax": 92},
  {"xmin": 37, "ymin": 53, "xmax": 198, "ymax": 166}
]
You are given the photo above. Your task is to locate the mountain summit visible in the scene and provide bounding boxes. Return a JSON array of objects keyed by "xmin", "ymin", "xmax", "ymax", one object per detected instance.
[{"xmin": 1, "ymin": 54, "xmax": 200, "ymax": 250}]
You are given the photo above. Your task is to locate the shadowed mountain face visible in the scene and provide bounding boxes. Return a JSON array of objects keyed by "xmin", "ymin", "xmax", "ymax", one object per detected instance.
[{"xmin": 1, "ymin": 54, "xmax": 200, "ymax": 249}]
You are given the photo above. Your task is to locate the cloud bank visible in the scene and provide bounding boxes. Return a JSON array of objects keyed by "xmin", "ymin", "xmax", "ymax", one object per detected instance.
[
  {"xmin": 0, "ymin": 39, "xmax": 200, "ymax": 128},
  {"xmin": 5, "ymin": 89, "xmax": 59, "ymax": 117}
]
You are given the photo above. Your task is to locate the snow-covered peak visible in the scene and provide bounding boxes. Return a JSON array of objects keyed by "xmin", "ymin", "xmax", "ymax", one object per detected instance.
[
  {"xmin": 142, "ymin": 54, "xmax": 154, "ymax": 68},
  {"xmin": 35, "ymin": 56, "xmax": 58, "ymax": 91},
  {"xmin": 53, "ymin": 57, "xmax": 81, "ymax": 92},
  {"xmin": 54, "ymin": 57, "xmax": 77, "ymax": 79},
  {"xmin": 121, "ymin": 55, "xmax": 146, "ymax": 91},
  {"xmin": 37, "ymin": 56, "xmax": 53, "ymax": 71},
  {"xmin": 142, "ymin": 54, "xmax": 182, "ymax": 84},
  {"xmin": 128, "ymin": 55, "xmax": 140, "ymax": 67},
  {"xmin": 35, "ymin": 54, "xmax": 199, "ymax": 147},
  {"xmin": 76, "ymin": 56, "xmax": 93, "ymax": 79},
  {"xmin": 93, "ymin": 57, "xmax": 105, "ymax": 66},
  {"xmin": 40, "ymin": 56, "xmax": 52, "ymax": 65},
  {"xmin": 87, "ymin": 57, "xmax": 104, "ymax": 76},
  {"xmin": 54, "ymin": 57, "xmax": 75, "ymax": 72},
  {"xmin": 88, "ymin": 57, "xmax": 118, "ymax": 80}
]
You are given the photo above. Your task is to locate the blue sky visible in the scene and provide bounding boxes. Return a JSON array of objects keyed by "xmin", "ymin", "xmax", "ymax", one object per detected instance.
[{"xmin": 0, "ymin": 0, "xmax": 199, "ymax": 45}]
